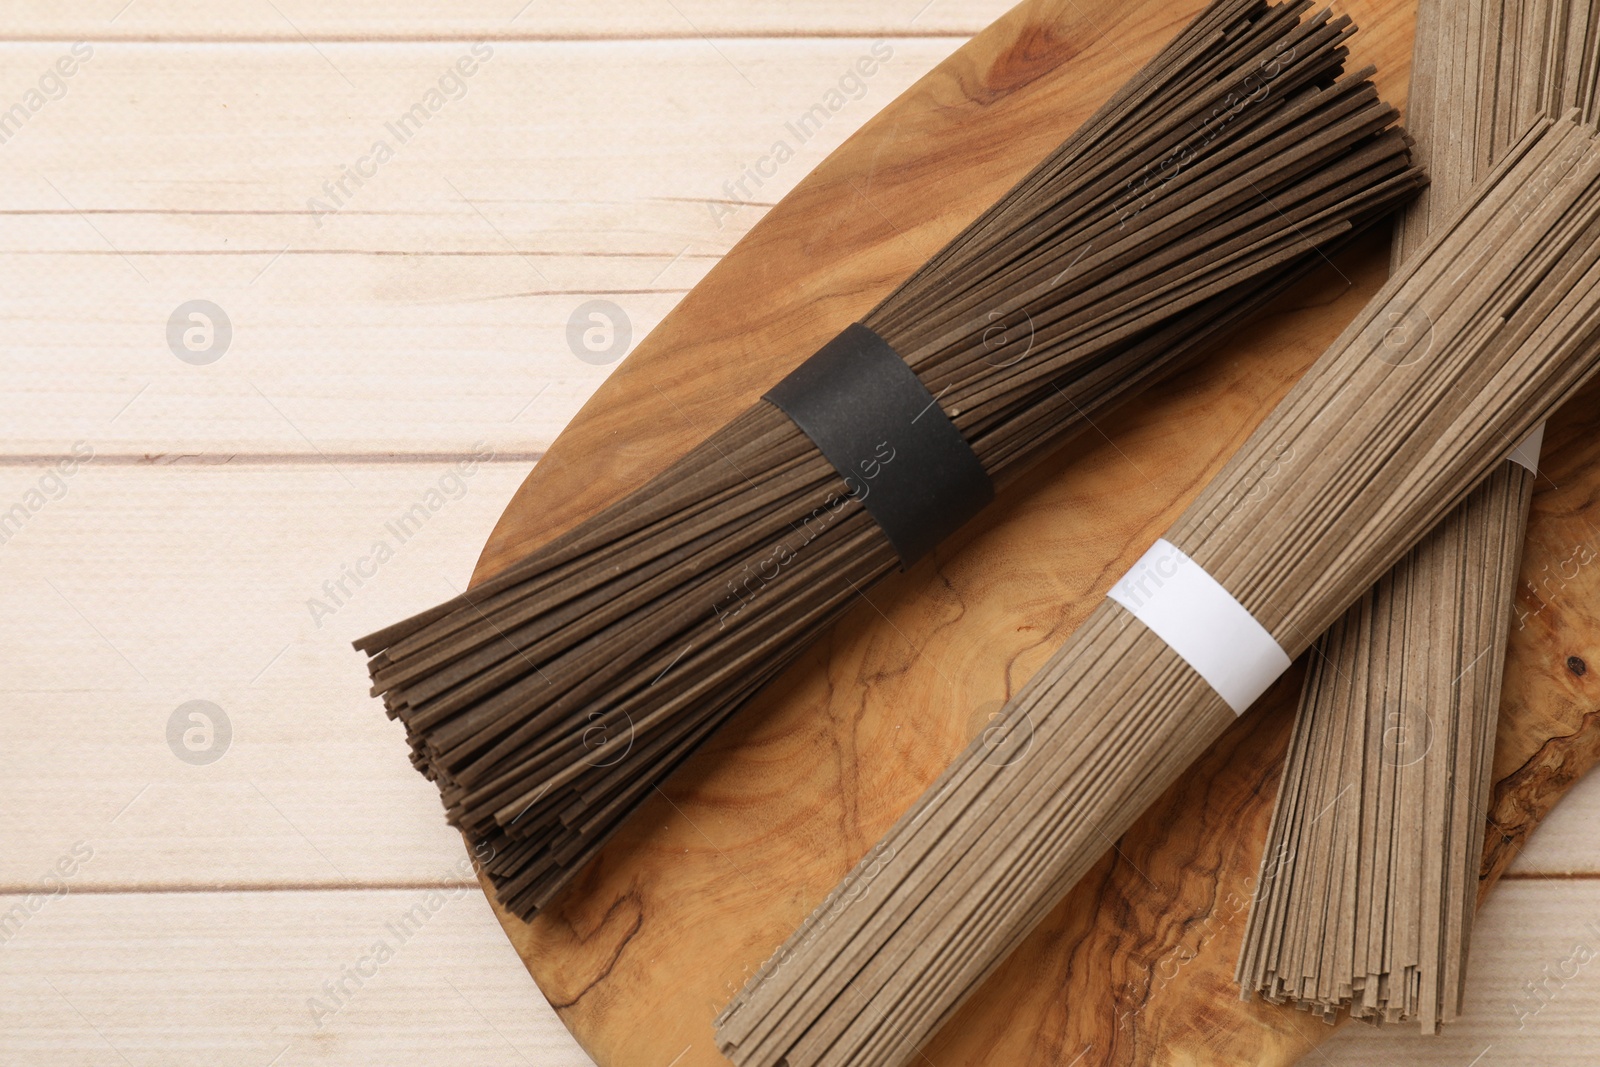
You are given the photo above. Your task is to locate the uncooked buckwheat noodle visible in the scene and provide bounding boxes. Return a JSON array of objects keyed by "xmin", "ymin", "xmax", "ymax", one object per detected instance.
[
  {"xmin": 353, "ymin": 0, "xmax": 1422, "ymax": 920},
  {"xmin": 715, "ymin": 112, "xmax": 1600, "ymax": 1067},
  {"xmin": 1237, "ymin": 0, "xmax": 1600, "ymax": 1031}
]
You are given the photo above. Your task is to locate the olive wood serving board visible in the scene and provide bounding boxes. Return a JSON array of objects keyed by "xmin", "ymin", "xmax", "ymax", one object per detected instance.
[{"xmin": 466, "ymin": 1, "xmax": 1600, "ymax": 1062}]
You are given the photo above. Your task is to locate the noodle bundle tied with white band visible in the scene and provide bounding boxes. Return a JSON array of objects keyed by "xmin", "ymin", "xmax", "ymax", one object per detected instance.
[
  {"xmin": 1108, "ymin": 538, "xmax": 1291, "ymax": 714},
  {"xmin": 1112, "ymin": 420, "xmax": 1544, "ymax": 720},
  {"xmin": 718, "ymin": 111, "xmax": 1600, "ymax": 1067}
]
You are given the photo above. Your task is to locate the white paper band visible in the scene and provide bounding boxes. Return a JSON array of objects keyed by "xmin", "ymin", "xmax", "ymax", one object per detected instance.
[
  {"xmin": 1108, "ymin": 539, "xmax": 1292, "ymax": 715},
  {"xmin": 1507, "ymin": 423, "xmax": 1545, "ymax": 474}
]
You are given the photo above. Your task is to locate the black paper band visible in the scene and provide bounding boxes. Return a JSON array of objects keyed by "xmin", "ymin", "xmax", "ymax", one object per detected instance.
[{"xmin": 764, "ymin": 323, "xmax": 994, "ymax": 567}]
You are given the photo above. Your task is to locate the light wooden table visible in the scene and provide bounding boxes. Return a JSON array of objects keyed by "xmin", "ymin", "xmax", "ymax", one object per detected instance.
[{"xmin": 0, "ymin": 2, "xmax": 1595, "ymax": 1064}]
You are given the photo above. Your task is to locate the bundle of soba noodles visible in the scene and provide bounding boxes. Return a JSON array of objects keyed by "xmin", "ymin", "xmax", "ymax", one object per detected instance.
[
  {"xmin": 1238, "ymin": 0, "xmax": 1600, "ymax": 1030},
  {"xmin": 354, "ymin": 0, "xmax": 1422, "ymax": 919},
  {"xmin": 716, "ymin": 112, "xmax": 1600, "ymax": 1067}
]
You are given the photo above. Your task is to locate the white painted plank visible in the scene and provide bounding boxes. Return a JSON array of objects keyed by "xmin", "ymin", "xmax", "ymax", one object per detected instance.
[
  {"xmin": 0, "ymin": 41, "xmax": 945, "ymax": 223},
  {"xmin": 12, "ymin": 0, "xmax": 1008, "ymax": 39},
  {"xmin": 1, "ymin": 882, "xmax": 1596, "ymax": 1066},
  {"xmin": 0, "ymin": 888, "xmax": 596, "ymax": 1067},
  {"xmin": 0, "ymin": 40, "xmax": 955, "ymax": 454},
  {"xmin": 1322, "ymin": 880, "xmax": 1600, "ymax": 1064},
  {"xmin": 0, "ymin": 252, "xmax": 678, "ymax": 456},
  {"xmin": 0, "ymin": 463, "xmax": 542, "ymax": 890}
]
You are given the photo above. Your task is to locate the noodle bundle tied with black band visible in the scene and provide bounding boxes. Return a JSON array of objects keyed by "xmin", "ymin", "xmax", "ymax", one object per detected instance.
[{"xmin": 355, "ymin": 0, "xmax": 1423, "ymax": 920}]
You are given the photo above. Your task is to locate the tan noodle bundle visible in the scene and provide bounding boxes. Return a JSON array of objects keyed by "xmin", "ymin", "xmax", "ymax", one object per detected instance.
[
  {"xmin": 1238, "ymin": 0, "xmax": 1600, "ymax": 1029},
  {"xmin": 716, "ymin": 113, "xmax": 1600, "ymax": 1067}
]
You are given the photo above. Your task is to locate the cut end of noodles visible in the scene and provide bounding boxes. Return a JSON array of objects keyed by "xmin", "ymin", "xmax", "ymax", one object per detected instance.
[{"xmin": 1238, "ymin": 0, "xmax": 1597, "ymax": 1031}]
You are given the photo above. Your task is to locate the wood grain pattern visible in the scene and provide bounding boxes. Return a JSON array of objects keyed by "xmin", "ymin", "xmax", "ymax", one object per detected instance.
[
  {"xmin": 1501, "ymin": 752, "xmax": 1600, "ymax": 873},
  {"xmin": 463, "ymin": 1, "xmax": 1600, "ymax": 1065}
]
